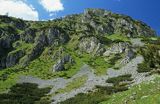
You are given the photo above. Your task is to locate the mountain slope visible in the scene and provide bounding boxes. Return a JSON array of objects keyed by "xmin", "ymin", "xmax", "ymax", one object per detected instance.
[{"xmin": 0, "ymin": 8, "xmax": 159, "ymax": 104}]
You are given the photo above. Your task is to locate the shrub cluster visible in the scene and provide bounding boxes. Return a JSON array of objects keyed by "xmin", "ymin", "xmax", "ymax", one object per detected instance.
[
  {"xmin": 138, "ymin": 44, "xmax": 160, "ymax": 73},
  {"xmin": 0, "ymin": 83, "xmax": 51, "ymax": 104}
]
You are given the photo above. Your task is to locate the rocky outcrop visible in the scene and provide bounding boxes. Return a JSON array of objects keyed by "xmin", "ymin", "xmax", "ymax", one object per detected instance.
[
  {"xmin": 6, "ymin": 50, "xmax": 25, "ymax": 67},
  {"xmin": 103, "ymin": 42, "xmax": 129, "ymax": 56},
  {"xmin": 0, "ymin": 33, "xmax": 20, "ymax": 69},
  {"xmin": 81, "ymin": 8, "xmax": 156, "ymax": 37},
  {"xmin": 120, "ymin": 48, "xmax": 135, "ymax": 64},
  {"xmin": 21, "ymin": 28, "xmax": 37, "ymax": 43},
  {"xmin": 47, "ymin": 28, "xmax": 70, "ymax": 46},
  {"xmin": 0, "ymin": 58, "xmax": 6, "ymax": 69},
  {"xmin": 103, "ymin": 42, "xmax": 135, "ymax": 64},
  {"xmin": 79, "ymin": 37, "xmax": 105, "ymax": 56},
  {"xmin": 0, "ymin": 8, "xmax": 157, "ymax": 70},
  {"xmin": 21, "ymin": 32, "xmax": 47, "ymax": 66},
  {"xmin": 53, "ymin": 54, "xmax": 75, "ymax": 72},
  {"xmin": 0, "ymin": 34, "xmax": 19, "ymax": 49}
]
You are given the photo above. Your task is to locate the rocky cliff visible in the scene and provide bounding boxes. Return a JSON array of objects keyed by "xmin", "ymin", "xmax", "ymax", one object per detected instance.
[{"xmin": 0, "ymin": 8, "xmax": 156, "ymax": 70}]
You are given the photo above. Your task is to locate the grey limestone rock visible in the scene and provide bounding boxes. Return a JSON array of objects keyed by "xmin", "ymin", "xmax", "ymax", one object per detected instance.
[{"xmin": 53, "ymin": 54, "xmax": 75, "ymax": 72}]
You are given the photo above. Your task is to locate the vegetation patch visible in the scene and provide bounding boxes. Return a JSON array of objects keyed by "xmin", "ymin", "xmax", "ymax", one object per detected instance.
[
  {"xmin": 60, "ymin": 74, "xmax": 133, "ymax": 104},
  {"xmin": 106, "ymin": 74, "xmax": 133, "ymax": 85},
  {"xmin": 0, "ymin": 83, "xmax": 51, "ymax": 104},
  {"xmin": 100, "ymin": 76, "xmax": 160, "ymax": 104},
  {"xmin": 137, "ymin": 63, "xmax": 152, "ymax": 73},
  {"xmin": 138, "ymin": 44, "xmax": 160, "ymax": 73},
  {"xmin": 106, "ymin": 34, "xmax": 130, "ymax": 42},
  {"xmin": 55, "ymin": 75, "xmax": 87, "ymax": 94},
  {"xmin": 60, "ymin": 92, "xmax": 109, "ymax": 104}
]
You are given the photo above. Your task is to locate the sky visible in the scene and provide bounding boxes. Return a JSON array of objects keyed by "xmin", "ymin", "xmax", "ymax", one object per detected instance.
[{"xmin": 0, "ymin": 0, "xmax": 159, "ymax": 35}]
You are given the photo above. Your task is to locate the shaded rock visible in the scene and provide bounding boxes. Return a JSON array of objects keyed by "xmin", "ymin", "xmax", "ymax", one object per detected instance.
[
  {"xmin": 47, "ymin": 28, "xmax": 70, "ymax": 46},
  {"xmin": 120, "ymin": 48, "xmax": 135, "ymax": 64},
  {"xmin": 0, "ymin": 58, "xmax": 6, "ymax": 69},
  {"xmin": 0, "ymin": 34, "xmax": 19, "ymax": 49},
  {"xmin": 21, "ymin": 28, "xmax": 37, "ymax": 43},
  {"xmin": 22, "ymin": 32, "xmax": 47, "ymax": 66},
  {"xmin": 0, "ymin": 34, "xmax": 20, "ymax": 69},
  {"xmin": 6, "ymin": 50, "xmax": 25, "ymax": 67},
  {"xmin": 53, "ymin": 54, "xmax": 75, "ymax": 72}
]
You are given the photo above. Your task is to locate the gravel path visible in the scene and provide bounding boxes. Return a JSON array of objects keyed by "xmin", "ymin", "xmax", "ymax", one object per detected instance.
[{"xmin": 18, "ymin": 56, "xmax": 155, "ymax": 104}]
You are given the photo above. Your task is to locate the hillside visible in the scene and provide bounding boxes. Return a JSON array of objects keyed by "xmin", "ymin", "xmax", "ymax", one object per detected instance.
[{"xmin": 0, "ymin": 8, "xmax": 160, "ymax": 104}]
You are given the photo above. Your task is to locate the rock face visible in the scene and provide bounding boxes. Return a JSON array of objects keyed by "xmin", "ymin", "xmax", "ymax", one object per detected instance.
[
  {"xmin": 21, "ymin": 28, "xmax": 37, "ymax": 43},
  {"xmin": 121, "ymin": 48, "xmax": 135, "ymax": 64},
  {"xmin": 0, "ymin": 33, "xmax": 20, "ymax": 69},
  {"xmin": 79, "ymin": 37, "xmax": 105, "ymax": 56},
  {"xmin": 53, "ymin": 54, "xmax": 75, "ymax": 72},
  {"xmin": 103, "ymin": 42, "xmax": 129, "ymax": 56},
  {"xmin": 0, "ymin": 8, "xmax": 157, "ymax": 70},
  {"xmin": 0, "ymin": 58, "xmax": 6, "ymax": 69},
  {"xmin": 47, "ymin": 28, "xmax": 70, "ymax": 45},
  {"xmin": 82, "ymin": 8, "xmax": 156, "ymax": 37},
  {"xmin": 6, "ymin": 50, "xmax": 25, "ymax": 67},
  {"xmin": 103, "ymin": 42, "xmax": 135, "ymax": 64},
  {"xmin": 22, "ymin": 32, "xmax": 48, "ymax": 66}
]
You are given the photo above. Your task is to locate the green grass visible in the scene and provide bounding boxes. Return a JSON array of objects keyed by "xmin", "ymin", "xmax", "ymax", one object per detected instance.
[
  {"xmin": 0, "ymin": 74, "xmax": 18, "ymax": 92},
  {"xmin": 55, "ymin": 75, "xmax": 87, "ymax": 94},
  {"xmin": 25, "ymin": 57, "xmax": 54, "ymax": 79},
  {"xmin": 13, "ymin": 41, "xmax": 33, "ymax": 52},
  {"xmin": 100, "ymin": 75, "xmax": 160, "ymax": 104},
  {"xmin": 87, "ymin": 56, "xmax": 112, "ymax": 75},
  {"xmin": 106, "ymin": 34, "xmax": 130, "ymax": 42},
  {"xmin": 0, "ymin": 65, "xmax": 27, "ymax": 92}
]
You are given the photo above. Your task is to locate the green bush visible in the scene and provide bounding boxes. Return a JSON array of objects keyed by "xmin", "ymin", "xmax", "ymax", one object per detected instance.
[
  {"xmin": 106, "ymin": 74, "xmax": 133, "ymax": 85},
  {"xmin": 138, "ymin": 44, "xmax": 160, "ymax": 73},
  {"xmin": 0, "ymin": 83, "xmax": 51, "ymax": 104},
  {"xmin": 60, "ymin": 92, "xmax": 108, "ymax": 104},
  {"xmin": 96, "ymin": 85, "xmax": 128, "ymax": 95},
  {"xmin": 137, "ymin": 63, "xmax": 152, "ymax": 73},
  {"xmin": 108, "ymin": 54, "xmax": 122, "ymax": 65}
]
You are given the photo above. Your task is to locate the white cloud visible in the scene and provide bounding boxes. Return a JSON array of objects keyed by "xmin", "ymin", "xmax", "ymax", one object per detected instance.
[
  {"xmin": 0, "ymin": 0, "xmax": 39, "ymax": 21},
  {"xmin": 39, "ymin": 0, "xmax": 64, "ymax": 12}
]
